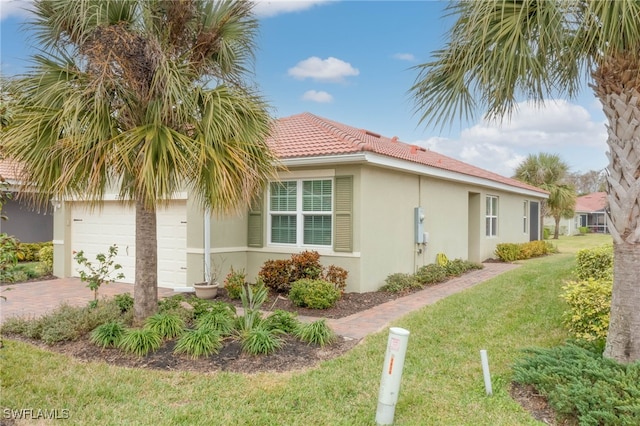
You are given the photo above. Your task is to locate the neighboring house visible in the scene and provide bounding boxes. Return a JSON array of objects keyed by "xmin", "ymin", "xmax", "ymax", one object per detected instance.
[
  {"xmin": 0, "ymin": 158, "xmax": 53, "ymax": 243},
  {"xmin": 545, "ymin": 192, "xmax": 609, "ymax": 236},
  {"xmin": 52, "ymin": 113, "xmax": 548, "ymax": 292},
  {"xmin": 575, "ymin": 192, "xmax": 609, "ymax": 234}
]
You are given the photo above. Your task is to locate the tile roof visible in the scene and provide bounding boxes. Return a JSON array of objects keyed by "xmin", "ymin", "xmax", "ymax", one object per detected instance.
[
  {"xmin": 0, "ymin": 158, "xmax": 22, "ymax": 182},
  {"xmin": 268, "ymin": 112, "xmax": 547, "ymax": 195},
  {"xmin": 575, "ymin": 192, "xmax": 607, "ymax": 212}
]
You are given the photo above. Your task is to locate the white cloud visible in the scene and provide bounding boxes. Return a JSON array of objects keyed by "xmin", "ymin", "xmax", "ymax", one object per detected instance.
[
  {"xmin": 252, "ymin": 0, "xmax": 332, "ymax": 18},
  {"xmin": 393, "ymin": 53, "xmax": 415, "ymax": 61},
  {"xmin": 302, "ymin": 90, "xmax": 333, "ymax": 103},
  {"xmin": 288, "ymin": 56, "xmax": 359, "ymax": 83},
  {"xmin": 414, "ymin": 100, "xmax": 608, "ymax": 176},
  {"xmin": 1, "ymin": 0, "xmax": 33, "ymax": 20}
]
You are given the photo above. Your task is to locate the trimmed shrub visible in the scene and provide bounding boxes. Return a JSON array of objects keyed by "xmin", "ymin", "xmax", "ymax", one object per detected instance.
[
  {"xmin": 575, "ymin": 244, "xmax": 613, "ymax": 281},
  {"xmin": 495, "ymin": 243, "xmax": 521, "ymax": 262},
  {"xmin": 289, "ymin": 279, "xmax": 341, "ymax": 309},
  {"xmin": 495, "ymin": 241, "xmax": 554, "ymax": 262},
  {"xmin": 38, "ymin": 245, "xmax": 54, "ymax": 275},
  {"xmin": 415, "ymin": 264, "xmax": 448, "ymax": 285},
  {"xmin": 561, "ymin": 278, "xmax": 612, "ymax": 342},
  {"xmin": 259, "ymin": 252, "xmax": 350, "ymax": 295},
  {"xmin": 0, "ymin": 233, "xmax": 19, "ymax": 282},
  {"xmin": 264, "ymin": 309, "xmax": 300, "ymax": 334},
  {"xmin": 259, "ymin": 259, "xmax": 293, "ymax": 293},
  {"xmin": 114, "ymin": 293, "xmax": 134, "ymax": 313},
  {"xmin": 290, "ymin": 250, "xmax": 323, "ymax": 281},
  {"xmin": 381, "ymin": 273, "xmax": 422, "ymax": 293},
  {"xmin": 223, "ymin": 267, "xmax": 246, "ymax": 300},
  {"xmin": 449, "ymin": 259, "xmax": 483, "ymax": 276},
  {"xmin": 323, "ymin": 264, "xmax": 349, "ymax": 293},
  {"xmin": 18, "ymin": 242, "xmax": 52, "ymax": 262}
]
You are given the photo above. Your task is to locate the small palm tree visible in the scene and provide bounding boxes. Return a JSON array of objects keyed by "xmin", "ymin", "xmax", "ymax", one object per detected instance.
[
  {"xmin": 3, "ymin": 0, "xmax": 278, "ymax": 323},
  {"xmin": 514, "ymin": 153, "xmax": 576, "ymax": 239},
  {"xmin": 411, "ymin": 0, "xmax": 640, "ymax": 363}
]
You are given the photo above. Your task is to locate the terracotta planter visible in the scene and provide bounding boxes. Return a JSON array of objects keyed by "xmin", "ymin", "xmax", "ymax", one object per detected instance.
[{"xmin": 193, "ymin": 283, "xmax": 219, "ymax": 299}]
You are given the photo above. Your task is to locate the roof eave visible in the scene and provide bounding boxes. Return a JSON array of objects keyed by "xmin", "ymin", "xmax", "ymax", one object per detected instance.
[{"xmin": 280, "ymin": 152, "xmax": 548, "ymax": 199}]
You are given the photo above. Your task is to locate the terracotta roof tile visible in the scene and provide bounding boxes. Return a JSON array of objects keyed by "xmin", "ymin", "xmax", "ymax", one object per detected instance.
[
  {"xmin": 0, "ymin": 158, "xmax": 22, "ymax": 182},
  {"xmin": 575, "ymin": 192, "xmax": 607, "ymax": 212},
  {"xmin": 268, "ymin": 113, "xmax": 546, "ymax": 195}
]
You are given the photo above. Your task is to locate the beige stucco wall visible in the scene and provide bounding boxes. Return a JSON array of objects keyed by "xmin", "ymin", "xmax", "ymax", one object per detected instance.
[{"xmin": 51, "ymin": 163, "xmax": 545, "ymax": 294}]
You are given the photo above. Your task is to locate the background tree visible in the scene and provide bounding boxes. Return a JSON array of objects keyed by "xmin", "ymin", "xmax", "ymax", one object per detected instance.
[
  {"xmin": 3, "ymin": 0, "xmax": 278, "ymax": 323},
  {"xmin": 411, "ymin": 0, "xmax": 640, "ymax": 363},
  {"xmin": 566, "ymin": 170, "xmax": 607, "ymax": 195},
  {"xmin": 513, "ymin": 153, "xmax": 576, "ymax": 239}
]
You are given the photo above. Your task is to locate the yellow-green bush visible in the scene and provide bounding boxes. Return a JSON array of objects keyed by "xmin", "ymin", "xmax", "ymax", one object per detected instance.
[
  {"xmin": 17, "ymin": 241, "xmax": 52, "ymax": 262},
  {"xmin": 38, "ymin": 245, "xmax": 54, "ymax": 275},
  {"xmin": 494, "ymin": 240, "xmax": 554, "ymax": 262},
  {"xmin": 575, "ymin": 244, "xmax": 613, "ymax": 281},
  {"xmin": 561, "ymin": 278, "xmax": 612, "ymax": 342}
]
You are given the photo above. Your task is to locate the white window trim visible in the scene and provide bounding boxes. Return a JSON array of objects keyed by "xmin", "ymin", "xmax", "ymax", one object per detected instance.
[
  {"xmin": 267, "ymin": 178, "xmax": 334, "ymax": 248},
  {"xmin": 523, "ymin": 200, "xmax": 528, "ymax": 234},
  {"xmin": 486, "ymin": 195, "xmax": 498, "ymax": 237}
]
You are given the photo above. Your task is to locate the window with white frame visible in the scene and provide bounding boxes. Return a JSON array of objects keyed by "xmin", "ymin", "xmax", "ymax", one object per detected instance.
[
  {"xmin": 523, "ymin": 200, "xmax": 528, "ymax": 233},
  {"xmin": 486, "ymin": 195, "xmax": 498, "ymax": 237},
  {"xmin": 269, "ymin": 179, "xmax": 333, "ymax": 246}
]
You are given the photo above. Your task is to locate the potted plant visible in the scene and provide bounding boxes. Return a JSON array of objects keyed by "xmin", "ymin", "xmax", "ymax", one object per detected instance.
[{"xmin": 193, "ymin": 258, "xmax": 223, "ymax": 299}]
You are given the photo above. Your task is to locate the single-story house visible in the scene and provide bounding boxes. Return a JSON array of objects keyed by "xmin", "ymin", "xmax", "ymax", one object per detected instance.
[
  {"xmin": 545, "ymin": 191, "xmax": 609, "ymax": 236},
  {"xmin": 52, "ymin": 113, "xmax": 548, "ymax": 293},
  {"xmin": 0, "ymin": 158, "xmax": 53, "ymax": 243}
]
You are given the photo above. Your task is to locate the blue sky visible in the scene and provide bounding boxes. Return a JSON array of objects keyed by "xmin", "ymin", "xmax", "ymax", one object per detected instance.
[{"xmin": 1, "ymin": 0, "xmax": 609, "ymax": 176}]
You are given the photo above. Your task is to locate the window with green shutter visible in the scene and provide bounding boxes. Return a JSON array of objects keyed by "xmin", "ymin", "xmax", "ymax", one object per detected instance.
[{"xmin": 267, "ymin": 178, "xmax": 335, "ymax": 247}]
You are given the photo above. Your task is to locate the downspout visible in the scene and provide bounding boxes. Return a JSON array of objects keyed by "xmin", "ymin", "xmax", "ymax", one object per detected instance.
[{"xmin": 204, "ymin": 209, "xmax": 211, "ymax": 281}]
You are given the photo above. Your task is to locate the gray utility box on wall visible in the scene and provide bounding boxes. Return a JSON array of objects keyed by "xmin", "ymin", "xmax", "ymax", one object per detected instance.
[{"xmin": 414, "ymin": 207, "xmax": 425, "ymax": 244}]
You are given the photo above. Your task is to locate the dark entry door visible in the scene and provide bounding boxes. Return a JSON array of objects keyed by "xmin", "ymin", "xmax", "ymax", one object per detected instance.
[{"xmin": 529, "ymin": 201, "xmax": 540, "ymax": 241}]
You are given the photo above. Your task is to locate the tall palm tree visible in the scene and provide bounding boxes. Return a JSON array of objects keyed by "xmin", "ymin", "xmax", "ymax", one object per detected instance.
[
  {"xmin": 2, "ymin": 0, "xmax": 278, "ymax": 322},
  {"xmin": 411, "ymin": 0, "xmax": 640, "ymax": 363},
  {"xmin": 513, "ymin": 153, "xmax": 576, "ymax": 239}
]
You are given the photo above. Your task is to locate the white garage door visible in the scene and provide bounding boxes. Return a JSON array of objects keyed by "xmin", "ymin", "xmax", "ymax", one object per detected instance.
[{"xmin": 70, "ymin": 201, "xmax": 187, "ymax": 289}]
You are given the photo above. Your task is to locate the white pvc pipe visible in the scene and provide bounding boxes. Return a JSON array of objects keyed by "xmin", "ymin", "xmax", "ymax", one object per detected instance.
[
  {"xmin": 480, "ymin": 349, "xmax": 493, "ymax": 396},
  {"xmin": 376, "ymin": 327, "xmax": 410, "ymax": 425},
  {"xmin": 203, "ymin": 210, "xmax": 211, "ymax": 281}
]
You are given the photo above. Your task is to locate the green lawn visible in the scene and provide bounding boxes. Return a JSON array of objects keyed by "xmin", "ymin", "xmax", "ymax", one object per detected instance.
[{"xmin": 0, "ymin": 237, "xmax": 606, "ymax": 425}]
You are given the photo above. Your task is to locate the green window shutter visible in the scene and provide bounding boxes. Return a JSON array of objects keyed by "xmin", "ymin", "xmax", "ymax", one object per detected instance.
[
  {"xmin": 334, "ymin": 175, "xmax": 353, "ymax": 252},
  {"xmin": 247, "ymin": 195, "xmax": 264, "ymax": 248}
]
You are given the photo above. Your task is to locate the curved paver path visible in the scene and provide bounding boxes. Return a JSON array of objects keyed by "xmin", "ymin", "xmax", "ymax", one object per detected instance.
[
  {"xmin": 0, "ymin": 262, "xmax": 519, "ymax": 339},
  {"xmin": 326, "ymin": 262, "xmax": 520, "ymax": 340}
]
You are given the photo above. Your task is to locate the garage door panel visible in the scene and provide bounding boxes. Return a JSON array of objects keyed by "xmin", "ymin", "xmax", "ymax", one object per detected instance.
[{"xmin": 71, "ymin": 201, "xmax": 186, "ymax": 288}]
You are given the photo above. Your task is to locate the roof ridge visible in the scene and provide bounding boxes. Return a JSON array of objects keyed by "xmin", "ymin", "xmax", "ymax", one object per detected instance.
[{"xmin": 301, "ymin": 112, "xmax": 369, "ymax": 151}]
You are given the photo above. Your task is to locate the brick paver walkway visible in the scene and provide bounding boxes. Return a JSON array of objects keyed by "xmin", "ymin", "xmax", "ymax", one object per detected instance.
[
  {"xmin": 1, "ymin": 263, "xmax": 519, "ymax": 339},
  {"xmin": 327, "ymin": 262, "xmax": 520, "ymax": 339},
  {"xmin": 0, "ymin": 278, "xmax": 174, "ymax": 322}
]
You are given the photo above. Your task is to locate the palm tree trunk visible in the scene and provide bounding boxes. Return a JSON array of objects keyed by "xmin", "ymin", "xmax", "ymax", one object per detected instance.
[
  {"xmin": 593, "ymin": 57, "xmax": 640, "ymax": 363},
  {"xmin": 133, "ymin": 198, "xmax": 158, "ymax": 324},
  {"xmin": 553, "ymin": 216, "xmax": 561, "ymax": 239},
  {"xmin": 605, "ymin": 242, "xmax": 640, "ymax": 362}
]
